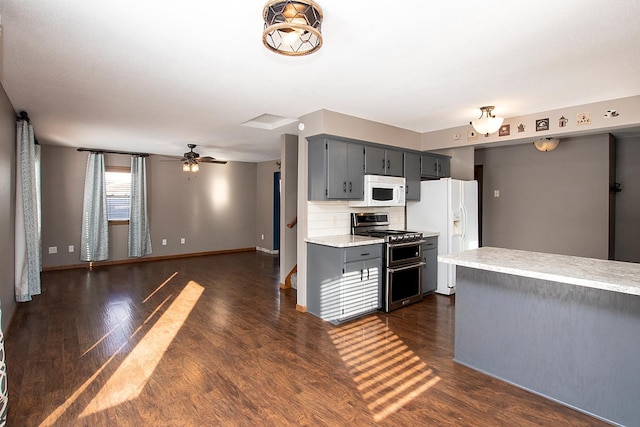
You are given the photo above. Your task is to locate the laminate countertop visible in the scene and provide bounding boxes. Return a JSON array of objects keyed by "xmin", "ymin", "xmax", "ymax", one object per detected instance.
[
  {"xmin": 305, "ymin": 231, "xmax": 440, "ymax": 248},
  {"xmin": 305, "ymin": 235, "xmax": 384, "ymax": 248},
  {"xmin": 439, "ymin": 246, "xmax": 640, "ymax": 296}
]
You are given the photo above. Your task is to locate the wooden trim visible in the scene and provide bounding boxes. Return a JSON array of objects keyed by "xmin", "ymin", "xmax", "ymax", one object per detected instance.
[
  {"xmin": 41, "ymin": 247, "xmax": 257, "ymax": 272},
  {"xmin": 105, "ymin": 165, "xmax": 131, "ymax": 172},
  {"xmin": 295, "ymin": 304, "xmax": 307, "ymax": 313}
]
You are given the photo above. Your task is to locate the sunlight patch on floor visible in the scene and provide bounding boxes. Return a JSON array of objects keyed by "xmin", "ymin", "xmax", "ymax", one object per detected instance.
[
  {"xmin": 328, "ymin": 316, "xmax": 441, "ymax": 422},
  {"xmin": 78, "ymin": 280, "xmax": 203, "ymax": 417},
  {"xmin": 81, "ymin": 325, "xmax": 119, "ymax": 357},
  {"xmin": 39, "ymin": 272, "xmax": 188, "ymax": 427},
  {"xmin": 143, "ymin": 272, "xmax": 178, "ymax": 303}
]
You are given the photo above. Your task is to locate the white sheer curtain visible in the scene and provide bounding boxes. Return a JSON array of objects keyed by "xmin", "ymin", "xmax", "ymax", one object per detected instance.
[
  {"xmin": 15, "ymin": 119, "xmax": 41, "ymax": 302},
  {"xmin": 128, "ymin": 155, "xmax": 152, "ymax": 257},
  {"xmin": 80, "ymin": 153, "xmax": 109, "ymax": 262}
]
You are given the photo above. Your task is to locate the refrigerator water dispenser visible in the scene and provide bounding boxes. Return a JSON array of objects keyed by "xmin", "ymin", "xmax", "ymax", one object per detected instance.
[{"xmin": 452, "ymin": 211, "xmax": 462, "ymax": 236}]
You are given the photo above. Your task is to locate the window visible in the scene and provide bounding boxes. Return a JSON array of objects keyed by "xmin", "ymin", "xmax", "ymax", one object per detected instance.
[{"xmin": 105, "ymin": 167, "xmax": 131, "ymax": 224}]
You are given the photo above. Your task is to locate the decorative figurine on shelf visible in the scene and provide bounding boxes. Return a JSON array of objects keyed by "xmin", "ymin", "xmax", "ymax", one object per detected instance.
[{"xmin": 559, "ymin": 116, "xmax": 568, "ymax": 127}]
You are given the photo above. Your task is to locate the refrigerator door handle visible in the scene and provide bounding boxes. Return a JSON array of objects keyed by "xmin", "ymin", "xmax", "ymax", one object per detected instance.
[{"xmin": 460, "ymin": 203, "xmax": 467, "ymax": 243}]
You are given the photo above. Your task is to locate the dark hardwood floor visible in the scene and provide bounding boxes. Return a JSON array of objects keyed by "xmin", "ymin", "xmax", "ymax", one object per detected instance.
[{"xmin": 6, "ymin": 251, "xmax": 607, "ymax": 426}]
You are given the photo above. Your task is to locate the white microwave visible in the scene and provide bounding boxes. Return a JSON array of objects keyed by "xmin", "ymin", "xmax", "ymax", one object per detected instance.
[{"xmin": 349, "ymin": 175, "xmax": 406, "ymax": 207}]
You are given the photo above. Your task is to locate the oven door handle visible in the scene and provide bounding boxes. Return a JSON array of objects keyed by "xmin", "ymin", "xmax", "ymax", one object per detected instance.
[
  {"xmin": 388, "ymin": 239, "xmax": 426, "ymax": 248},
  {"xmin": 387, "ymin": 262, "xmax": 426, "ymax": 273}
]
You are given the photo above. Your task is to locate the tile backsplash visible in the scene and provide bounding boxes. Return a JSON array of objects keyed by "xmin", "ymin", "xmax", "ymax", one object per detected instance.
[{"xmin": 307, "ymin": 201, "xmax": 405, "ymax": 237}]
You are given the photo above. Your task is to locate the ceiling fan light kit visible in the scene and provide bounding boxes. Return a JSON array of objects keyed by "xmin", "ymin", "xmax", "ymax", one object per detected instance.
[
  {"xmin": 179, "ymin": 144, "xmax": 226, "ymax": 172},
  {"xmin": 262, "ymin": 0, "xmax": 323, "ymax": 56},
  {"xmin": 471, "ymin": 106, "xmax": 504, "ymax": 136}
]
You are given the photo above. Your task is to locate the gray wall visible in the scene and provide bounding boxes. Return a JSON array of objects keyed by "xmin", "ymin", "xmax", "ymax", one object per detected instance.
[
  {"xmin": 615, "ymin": 136, "xmax": 640, "ymax": 262},
  {"xmin": 41, "ymin": 145, "xmax": 258, "ymax": 268},
  {"xmin": 475, "ymin": 134, "xmax": 611, "ymax": 259},
  {"xmin": 255, "ymin": 160, "xmax": 280, "ymax": 252},
  {"xmin": 0, "ymin": 84, "xmax": 16, "ymax": 332}
]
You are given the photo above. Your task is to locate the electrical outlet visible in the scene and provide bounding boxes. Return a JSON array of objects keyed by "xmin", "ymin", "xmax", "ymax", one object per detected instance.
[
  {"xmin": 48, "ymin": 246, "xmax": 57, "ymax": 254},
  {"xmin": 180, "ymin": 238, "xmax": 185, "ymax": 244},
  {"xmin": 261, "ymin": 234, "xmax": 264, "ymax": 240},
  {"xmin": 68, "ymin": 245, "xmax": 74, "ymax": 253},
  {"xmin": 162, "ymin": 239, "xmax": 167, "ymax": 246},
  {"xmin": 494, "ymin": 190, "xmax": 500, "ymax": 198}
]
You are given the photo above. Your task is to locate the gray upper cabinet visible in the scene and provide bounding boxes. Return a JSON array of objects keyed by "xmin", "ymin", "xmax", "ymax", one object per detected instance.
[
  {"xmin": 403, "ymin": 152, "xmax": 421, "ymax": 200},
  {"xmin": 364, "ymin": 146, "xmax": 403, "ymax": 177},
  {"xmin": 308, "ymin": 136, "xmax": 364, "ymax": 200},
  {"xmin": 421, "ymin": 153, "xmax": 451, "ymax": 179}
]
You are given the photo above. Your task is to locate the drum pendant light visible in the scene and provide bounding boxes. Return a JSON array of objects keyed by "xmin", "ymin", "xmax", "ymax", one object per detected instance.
[{"xmin": 262, "ymin": 0, "xmax": 323, "ymax": 56}]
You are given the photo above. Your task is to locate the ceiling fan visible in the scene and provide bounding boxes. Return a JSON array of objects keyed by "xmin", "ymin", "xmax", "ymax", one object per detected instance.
[{"xmin": 179, "ymin": 144, "xmax": 227, "ymax": 172}]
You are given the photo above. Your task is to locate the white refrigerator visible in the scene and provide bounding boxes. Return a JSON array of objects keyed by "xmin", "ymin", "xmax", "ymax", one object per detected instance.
[{"xmin": 407, "ymin": 178, "xmax": 479, "ymax": 295}]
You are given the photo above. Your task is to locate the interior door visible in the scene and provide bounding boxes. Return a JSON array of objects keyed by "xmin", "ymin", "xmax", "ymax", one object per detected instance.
[{"xmin": 273, "ymin": 171, "xmax": 280, "ymax": 251}]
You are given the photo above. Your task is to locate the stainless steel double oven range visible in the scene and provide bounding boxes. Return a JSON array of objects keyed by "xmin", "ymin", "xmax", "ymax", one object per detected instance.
[{"xmin": 351, "ymin": 212, "xmax": 425, "ymax": 312}]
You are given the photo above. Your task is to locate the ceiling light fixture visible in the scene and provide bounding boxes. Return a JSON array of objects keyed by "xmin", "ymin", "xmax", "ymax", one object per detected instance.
[
  {"xmin": 533, "ymin": 137, "xmax": 560, "ymax": 152},
  {"xmin": 183, "ymin": 160, "xmax": 199, "ymax": 173},
  {"xmin": 471, "ymin": 106, "xmax": 504, "ymax": 136},
  {"xmin": 262, "ymin": 0, "xmax": 323, "ymax": 56}
]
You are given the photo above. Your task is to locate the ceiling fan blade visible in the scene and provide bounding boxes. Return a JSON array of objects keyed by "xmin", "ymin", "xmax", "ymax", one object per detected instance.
[
  {"xmin": 155, "ymin": 154, "xmax": 185, "ymax": 162},
  {"xmin": 198, "ymin": 156, "xmax": 227, "ymax": 164}
]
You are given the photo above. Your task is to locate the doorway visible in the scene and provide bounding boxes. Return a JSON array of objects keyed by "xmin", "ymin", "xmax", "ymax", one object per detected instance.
[
  {"xmin": 274, "ymin": 171, "xmax": 281, "ymax": 251},
  {"xmin": 474, "ymin": 165, "xmax": 483, "ymax": 247}
]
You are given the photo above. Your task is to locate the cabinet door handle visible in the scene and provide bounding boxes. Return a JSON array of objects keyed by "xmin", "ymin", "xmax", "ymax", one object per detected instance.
[
  {"xmin": 349, "ymin": 182, "xmax": 352, "ymax": 193},
  {"xmin": 367, "ymin": 268, "xmax": 370, "ymax": 280},
  {"xmin": 434, "ymin": 163, "xmax": 438, "ymax": 172},
  {"xmin": 360, "ymin": 269, "xmax": 363, "ymax": 281},
  {"xmin": 438, "ymin": 164, "xmax": 441, "ymax": 173},
  {"xmin": 343, "ymin": 181, "xmax": 347, "ymax": 193},
  {"xmin": 382, "ymin": 159, "xmax": 386, "ymax": 170},
  {"xmin": 387, "ymin": 159, "xmax": 390, "ymax": 170}
]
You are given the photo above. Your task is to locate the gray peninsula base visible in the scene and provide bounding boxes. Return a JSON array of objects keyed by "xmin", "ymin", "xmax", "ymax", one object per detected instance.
[{"xmin": 454, "ymin": 266, "xmax": 640, "ymax": 427}]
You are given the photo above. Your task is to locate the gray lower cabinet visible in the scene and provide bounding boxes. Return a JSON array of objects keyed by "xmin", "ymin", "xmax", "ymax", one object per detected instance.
[
  {"xmin": 307, "ymin": 243, "xmax": 383, "ymax": 324},
  {"xmin": 422, "ymin": 237, "xmax": 438, "ymax": 294}
]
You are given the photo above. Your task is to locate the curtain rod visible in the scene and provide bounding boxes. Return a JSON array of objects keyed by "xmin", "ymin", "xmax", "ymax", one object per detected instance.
[
  {"xmin": 17, "ymin": 111, "xmax": 40, "ymax": 144},
  {"xmin": 77, "ymin": 147, "xmax": 150, "ymax": 157},
  {"xmin": 17, "ymin": 111, "xmax": 30, "ymax": 123}
]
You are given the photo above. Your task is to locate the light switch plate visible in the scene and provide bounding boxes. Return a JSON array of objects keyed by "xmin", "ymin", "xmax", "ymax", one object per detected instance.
[{"xmin": 48, "ymin": 246, "xmax": 57, "ymax": 254}]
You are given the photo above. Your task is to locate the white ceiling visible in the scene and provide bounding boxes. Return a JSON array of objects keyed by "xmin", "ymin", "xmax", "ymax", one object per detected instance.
[{"xmin": 1, "ymin": 1, "xmax": 639, "ymax": 162}]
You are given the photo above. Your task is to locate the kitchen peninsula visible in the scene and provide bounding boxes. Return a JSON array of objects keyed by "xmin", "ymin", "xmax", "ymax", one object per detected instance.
[{"xmin": 439, "ymin": 247, "xmax": 640, "ymax": 426}]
